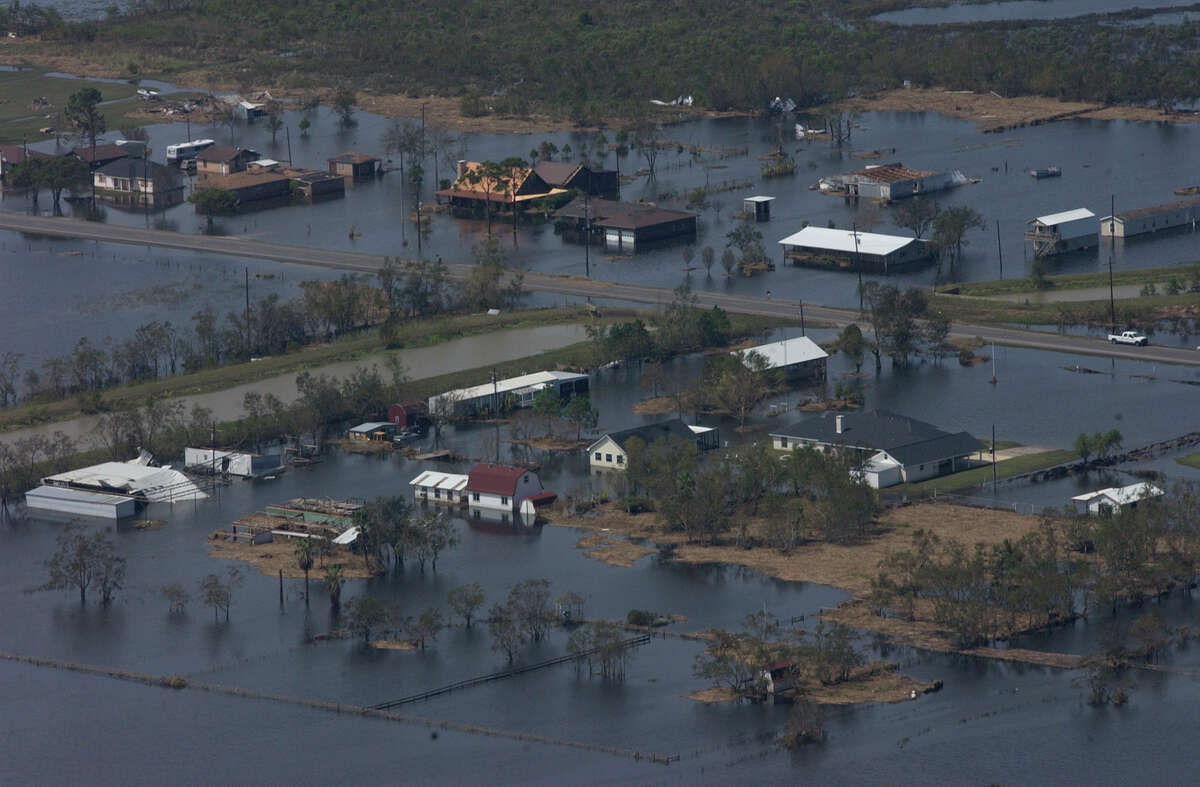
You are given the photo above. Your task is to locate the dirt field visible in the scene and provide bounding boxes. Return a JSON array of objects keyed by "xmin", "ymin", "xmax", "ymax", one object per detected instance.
[
  {"xmin": 841, "ymin": 87, "xmax": 1200, "ymax": 133},
  {"xmin": 205, "ymin": 531, "xmax": 376, "ymax": 579},
  {"xmin": 574, "ymin": 532, "xmax": 655, "ymax": 568},
  {"xmin": 550, "ymin": 501, "xmax": 1042, "ymax": 596}
]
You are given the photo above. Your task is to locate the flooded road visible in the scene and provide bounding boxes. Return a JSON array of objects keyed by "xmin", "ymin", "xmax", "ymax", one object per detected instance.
[{"xmin": 874, "ymin": 0, "xmax": 1194, "ymax": 24}]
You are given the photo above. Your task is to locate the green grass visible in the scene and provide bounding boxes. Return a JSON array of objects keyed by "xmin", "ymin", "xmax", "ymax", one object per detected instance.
[
  {"xmin": 886, "ymin": 449, "xmax": 1078, "ymax": 495},
  {"xmin": 1176, "ymin": 452, "xmax": 1200, "ymax": 470},
  {"xmin": 938, "ymin": 264, "xmax": 1200, "ymax": 298},
  {"xmin": 932, "ymin": 290, "xmax": 1197, "ymax": 327},
  {"xmin": 0, "ymin": 306, "xmax": 796, "ymax": 434}
]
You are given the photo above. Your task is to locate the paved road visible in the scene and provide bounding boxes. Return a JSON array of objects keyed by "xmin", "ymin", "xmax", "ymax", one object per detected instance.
[{"xmin": 5, "ymin": 213, "xmax": 1199, "ymax": 367}]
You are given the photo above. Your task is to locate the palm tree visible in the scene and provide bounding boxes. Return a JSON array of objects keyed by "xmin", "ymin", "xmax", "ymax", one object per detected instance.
[
  {"xmin": 295, "ymin": 539, "xmax": 315, "ymax": 602},
  {"xmin": 324, "ymin": 564, "xmax": 345, "ymax": 609}
]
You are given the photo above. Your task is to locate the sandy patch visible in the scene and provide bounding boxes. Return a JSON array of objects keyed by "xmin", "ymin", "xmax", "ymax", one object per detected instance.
[
  {"xmin": 372, "ymin": 638, "xmax": 418, "ymax": 651},
  {"xmin": 205, "ymin": 531, "xmax": 376, "ymax": 579},
  {"xmin": 509, "ymin": 436, "xmax": 588, "ymax": 451},
  {"xmin": 631, "ymin": 396, "xmax": 683, "ymax": 415},
  {"xmin": 689, "ymin": 686, "xmax": 739, "ymax": 703},
  {"xmin": 575, "ymin": 532, "xmax": 655, "ymax": 568}
]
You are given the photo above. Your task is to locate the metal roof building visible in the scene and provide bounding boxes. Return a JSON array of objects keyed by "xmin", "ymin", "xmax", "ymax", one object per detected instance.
[
  {"xmin": 1100, "ymin": 198, "xmax": 1200, "ymax": 239},
  {"xmin": 429, "ymin": 370, "xmax": 589, "ymax": 417},
  {"xmin": 735, "ymin": 335, "xmax": 828, "ymax": 381},
  {"xmin": 1072, "ymin": 482, "xmax": 1163, "ymax": 514},
  {"xmin": 778, "ymin": 227, "xmax": 931, "ymax": 273},
  {"xmin": 410, "ymin": 470, "xmax": 470, "ymax": 505},
  {"xmin": 1025, "ymin": 207, "xmax": 1097, "ymax": 257},
  {"xmin": 43, "ymin": 459, "xmax": 208, "ymax": 503},
  {"xmin": 25, "ymin": 485, "xmax": 137, "ymax": 519}
]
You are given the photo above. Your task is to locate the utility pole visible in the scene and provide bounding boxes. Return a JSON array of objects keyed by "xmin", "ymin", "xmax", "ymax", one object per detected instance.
[
  {"xmin": 1108, "ymin": 193, "xmax": 1116, "ymax": 329},
  {"xmin": 584, "ymin": 192, "xmax": 591, "ymax": 278},
  {"xmin": 799, "ymin": 302, "xmax": 805, "ymax": 335},
  {"xmin": 991, "ymin": 423, "xmax": 998, "ymax": 496},
  {"xmin": 285, "ymin": 126, "xmax": 292, "ymax": 165},
  {"xmin": 244, "ymin": 267, "xmax": 251, "ymax": 358},
  {"xmin": 852, "ymin": 222, "xmax": 863, "ymax": 311},
  {"xmin": 995, "ymin": 220, "xmax": 1003, "ymax": 280}
]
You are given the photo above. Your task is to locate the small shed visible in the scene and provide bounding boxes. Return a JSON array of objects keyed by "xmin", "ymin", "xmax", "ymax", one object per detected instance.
[
  {"xmin": 743, "ymin": 195, "xmax": 775, "ymax": 222},
  {"xmin": 328, "ymin": 152, "xmax": 380, "ymax": 178},
  {"xmin": 347, "ymin": 422, "xmax": 396, "ymax": 441},
  {"xmin": 1024, "ymin": 208, "xmax": 1097, "ymax": 257}
]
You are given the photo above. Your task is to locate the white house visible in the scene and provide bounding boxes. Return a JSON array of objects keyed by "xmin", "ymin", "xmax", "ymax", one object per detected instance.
[
  {"xmin": 465, "ymin": 464, "xmax": 557, "ymax": 512},
  {"xmin": 1024, "ymin": 208, "xmax": 1097, "ymax": 257},
  {"xmin": 587, "ymin": 419, "xmax": 719, "ymax": 471},
  {"xmin": 1072, "ymin": 482, "xmax": 1163, "ymax": 515},
  {"xmin": 92, "ymin": 159, "xmax": 184, "ymax": 207},
  {"xmin": 409, "ymin": 469, "xmax": 469, "ymax": 505},
  {"xmin": 770, "ymin": 410, "xmax": 983, "ymax": 489},
  {"xmin": 184, "ymin": 448, "xmax": 282, "ymax": 478}
]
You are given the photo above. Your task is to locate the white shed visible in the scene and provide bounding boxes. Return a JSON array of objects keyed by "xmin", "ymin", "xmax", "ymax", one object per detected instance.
[{"xmin": 1025, "ymin": 208, "xmax": 1097, "ymax": 257}]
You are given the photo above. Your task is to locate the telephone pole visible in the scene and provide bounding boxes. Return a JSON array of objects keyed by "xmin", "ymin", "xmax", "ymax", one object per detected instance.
[{"xmin": 1108, "ymin": 193, "xmax": 1116, "ymax": 328}]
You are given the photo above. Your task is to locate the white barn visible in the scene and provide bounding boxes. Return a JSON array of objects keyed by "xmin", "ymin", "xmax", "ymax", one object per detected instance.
[{"xmin": 465, "ymin": 464, "xmax": 557, "ymax": 512}]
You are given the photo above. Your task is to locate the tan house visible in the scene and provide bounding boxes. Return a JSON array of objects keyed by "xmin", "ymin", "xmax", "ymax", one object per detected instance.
[
  {"xmin": 436, "ymin": 161, "xmax": 568, "ymax": 213},
  {"xmin": 196, "ymin": 145, "xmax": 256, "ymax": 176},
  {"xmin": 328, "ymin": 152, "xmax": 380, "ymax": 178}
]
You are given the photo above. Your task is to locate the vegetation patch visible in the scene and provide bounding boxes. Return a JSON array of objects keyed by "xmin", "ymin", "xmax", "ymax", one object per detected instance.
[
  {"xmin": 205, "ymin": 530, "xmax": 377, "ymax": 579},
  {"xmin": 886, "ymin": 449, "xmax": 1077, "ymax": 495},
  {"xmin": 1175, "ymin": 452, "xmax": 1200, "ymax": 470}
]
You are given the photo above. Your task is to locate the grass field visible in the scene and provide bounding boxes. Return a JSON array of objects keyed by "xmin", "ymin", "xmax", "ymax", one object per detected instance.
[
  {"xmin": 938, "ymin": 264, "xmax": 1200, "ymax": 298},
  {"xmin": 0, "ymin": 69, "xmax": 183, "ymax": 145},
  {"xmin": 1176, "ymin": 452, "xmax": 1200, "ymax": 470},
  {"xmin": 886, "ymin": 449, "xmax": 1079, "ymax": 495}
]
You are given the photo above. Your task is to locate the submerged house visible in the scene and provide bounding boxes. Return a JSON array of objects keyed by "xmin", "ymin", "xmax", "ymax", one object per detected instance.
[
  {"xmin": 735, "ymin": 336, "xmax": 828, "ymax": 381},
  {"xmin": 465, "ymin": 463, "xmax": 556, "ymax": 513},
  {"xmin": 554, "ymin": 197, "xmax": 697, "ymax": 251},
  {"xmin": 183, "ymin": 448, "xmax": 283, "ymax": 478},
  {"xmin": 533, "ymin": 161, "xmax": 618, "ymax": 196},
  {"xmin": 92, "ymin": 159, "xmax": 185, "ymax": 207},
  {"xmin": 770, "ymin": 409, "xmax": 983, "ymax": 489},
  {"xmin": 0, "ymin": 144, "xmax": 52, "ymax": 181},
  {"xmin": 347, "ymin": 422, "xmax": 397, "ymax": 442},
  {"xmin": 195, "ymin": 145, "xmax": 256, "ymax": 176},
  {"xmin": 587, "ymin": 419, "xmax": 719, "ymax": 471},
  {"xmin": 328, "ymin": 152, "xmax": 380, "ymax": 178},
  {"xmin": 778, "ymin": 226, "xmax": 931, "ymax": 273},
  {"xmin": 437, "ymin": 161, "xmax": 568, "ymax": 215},
  {"xmin": 1072, "ymin": 482, "xmax": 1163, "ymax": 515},
  {"xmin": 71, "ymin": 143, "xmax": 130, "ymax": 170},
  {"xmin": 40, "ymin": 456, "xmax": 208, "ymax": 504},
  {"xmin": 428, "ymin": 370, "xmax": 589, "ymax": 417},
  {"xmin": 199, "ymin": 170, "xmax": 293, "ymax": 205},
  {"xmin": 410, "ymin": 470, "xmax": 469, "ymax": 505},
  {"xmin": 1024, "ymin": 208, "xmax": 1096, "ymax": 257},
  {"xmin": 819, "ymin": 163, "xmax": 959, "ymax": 202},
  {"xmin": 1099, "ymin": 198, "xmax": 1200, "ymax": 239}
]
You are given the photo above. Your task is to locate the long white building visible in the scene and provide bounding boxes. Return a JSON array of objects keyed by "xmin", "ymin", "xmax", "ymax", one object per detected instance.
[{"xmin": 428, "ymin": 370, "xmax": 589, "ymax": 417}]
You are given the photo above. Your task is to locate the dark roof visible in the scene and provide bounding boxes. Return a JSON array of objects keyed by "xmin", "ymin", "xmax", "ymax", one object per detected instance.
[
  {"xmin": 196, "ymin": 145, "xmax": 247, "ymax": 163},
  {"xmin": 71, "ymin": 144, "xmax": 128, "ymax": 163},
  {"xmin": 771, "ymin": 409, "xmax": 982, "ymax": 462},
  {"xmin": 848, "ymin": 165, "xmax": 935, "ymax": 184},
  {"xmin": 886, "ymin": 433, "xmax": 984, "ymax": 466},
  {"xmin": 554, "ymin": 197, "xmax": 695, "ymax": 230},
  {"xmin": 0, "ymin": 145, "xmax": 53, "ymax": 164},
  {"xmin": 95, "ymin": 159, "xmax": 175, "ymax": 178},
  {"xmin": 601, "ymin": 419, "xmax": 697, "ymax": 451},
  {"xmin": 329, "ymin": 152, "xmax": 378, "ymax": 165},
  {"xmin": 467, "ymin": 464, "xmax": 527, "ymax": 496},
  {"xmin": 1115, "ymin": 197, "xmax": 1200, "ymax": 221},
  {"xmin": 533, "ymin": 161, "xmax": 582, "ymax": 186}
]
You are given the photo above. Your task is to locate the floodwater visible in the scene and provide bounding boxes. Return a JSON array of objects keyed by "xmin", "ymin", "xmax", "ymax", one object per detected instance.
[
  {"xmin": 875, "ymin": 0, "xmax": 1194, "ymax": 25},
  {"xmin": 7, "ymin": 92, "xmax": 1200, "ymax": 370}
]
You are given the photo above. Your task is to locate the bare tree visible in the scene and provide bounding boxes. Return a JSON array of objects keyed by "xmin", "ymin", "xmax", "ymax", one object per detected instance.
[
  {"xmin": 44, "ymin": 529, "xmax": 125, "ymax": 605},
  {"xmin": 448, "ymin": 582, "xmax": 486, "ymax": 627}
]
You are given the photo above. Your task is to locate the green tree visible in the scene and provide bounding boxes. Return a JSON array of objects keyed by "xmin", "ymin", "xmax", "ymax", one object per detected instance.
[
  {"xmin": 344, "ymin": 596, "xmax": 388, "ymax": 642},
  {"xmin": 448, "ymin": 582, "xmax": 486, "ymax": 627},
  {"xmin": 298, "ymin": 116, "xmax": 311, "ymax": 136},
  {"xmin": 43, "ymin": 529, "xmax": 125, "ymax": 605},
  {"xmin": 188, "ymin": 188, "xmax": 238, "ymax": 230},
  {"xmin": 295, "ymin": 538, "xmax": 315, "ymax": 602},
  {"xmin": 563, "ymin": 395, "xmax": 599, "ymax": 440},
  {"xmin": 66, "ymin": 87, "xmax": 106, "ymax": 154},
  {"xmin": 835, "ymin": 323, "xmax": 866, "ymax": 372},
  {"xmin": 1074, "ymin": 432, "xmax": 1095, "ymax": 464},
  {"xmin": 332, "ymin": 85, "xmax": 356, "ymax": 125},
  {"xmin": 407, "ymin": 607, "xmax": 443, "ymax": 650},
  {"xmin": 323, "ymin": 564, "xmax": 345, "ymax": 608},
  {"xmin": 931, "ymin": 206, "xmax": 985, "ymax": 270},
  {"xmin": 532, "ymin": 386, "xmax": 562, "ymax": 436},
  {"xmin": 894, "ymin": 197, "xmax": 940, "ymax": 239}
]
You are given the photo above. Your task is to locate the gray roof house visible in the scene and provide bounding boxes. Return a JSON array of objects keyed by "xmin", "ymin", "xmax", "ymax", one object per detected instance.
[
  {"xmin": 769, "ymin": 409, "xmax": 984, "ymax": 488},
  {"xmin": 587, "ymin": 418, "xmax": 718, "ymax": 472}
]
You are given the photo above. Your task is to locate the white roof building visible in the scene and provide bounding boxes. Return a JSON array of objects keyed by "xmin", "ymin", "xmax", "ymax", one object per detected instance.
[
  {"xmin": 43, "ymin": 459, "xmax": 207, "ymax": 503},
  {"xmin": 1025, "ymin": 208, "xmax": 1097, "ymax": 257},
  {"xmin": 429, "ymin": 370, "xmax": 589, "ymax": 416},
  {"xmin": 778, "ymin": 227, "xmax": 931, "ymax": 273},
  {"xmin": 410, "ymin": 470, "xmax": 469, "ymax": 504},
  {"xmin": 736, "ymin": 336, "xmax": 828, "ymax": 371},
  {"xmin": 1072, "ymin": 482, "xmax": 1163, "ymax": 514},
  {"xmin": 1034, "ymin": 208, "xmax": 1095, "ymax": 226}
]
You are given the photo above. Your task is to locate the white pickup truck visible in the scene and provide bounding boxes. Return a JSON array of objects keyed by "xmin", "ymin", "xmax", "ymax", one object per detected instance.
[{"xmin": 1108, "ymin": 330, "xmax": 1148, "ymax": 346}]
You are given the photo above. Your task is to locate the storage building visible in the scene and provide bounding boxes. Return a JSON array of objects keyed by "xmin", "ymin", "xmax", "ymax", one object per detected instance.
[
  {"xmin": 1100, "ymin": 198, "xmax": 1200, "ymax": 239},
  {"xmin": 1072, "ymin": 482, "xmax": 1163, "ymax": 515},
  {"xmin": 25, "ymin": 485, "xmax": 137, "ymax": 519},
  {"xmin": 183, "ymin": 448, "xmax": 283, "ymax": 478},
  {"xmin": 735, "ymin": 335, "xmax": 828, "ymax": 381},
  {"xmin": 554, "ymin": 197, "xmax": 697, "ymax": 251},
  {"xmin": 778, "ymin": 226, "xmax": 931, "ymax": 273},
  {"xmin": 839, "ymin": 165, "xmax": 956, "ymax": 202},
  {"xmin": 409, "ymin": 470, "xmax": 469, "ymax": 505},
  {"xmin": 347, "ymin": 422, "xmax": 396, "ymax": 441},
  {"xmin": 388, "ymin": 400, "xmax": 428, "ymax": 429},
  {"xmin": 743, "ymin": 195, "xmax": 775, "ymax": 222},
  {"xmin": 429, "ymin": 370, "xmax": 589, "ymax": 417},
  {"xmin": 42, "ymin": 458, "xmax": 208, "ymax": 503},
  {"xmin": 1024, "ymin": 208, "xmax": 1097, "ymax": 257},
  {"xmin": 328, "ymin": 152, "xmax": 380, "ymax": 178},
  {"xmin": 198, "ymin": 170, "xmax": 292, "ymax": 205}
]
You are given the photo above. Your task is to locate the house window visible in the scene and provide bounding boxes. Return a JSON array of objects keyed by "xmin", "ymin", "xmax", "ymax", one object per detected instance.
[
  {"xmin": 616, "ymin": 455, "xmax": 624, "ymax": 465},
  {"xmin": 523, "ymin": 476, "xmax": 529, "ymax": 484},
  {"xmin": 595, "ymin": 452, "xmax": 602, "ymax": 461},
  {"xmin": 473, "ymin": 492, "xmax": 480, "ymax": 502},
  {"xmin": 501, "ymin": 496, "xmax": 509, "ymax": 505},
  {"xmin": 780, "ymin": 437, "xmax": 788, "ymax": 448},
  {"xmin": 605, "ymin": 454, "xmax": 613, "ymax": 462},
  {"xmin": 434, "ymin": 489, "xmax": 440, "ymax": 498}
]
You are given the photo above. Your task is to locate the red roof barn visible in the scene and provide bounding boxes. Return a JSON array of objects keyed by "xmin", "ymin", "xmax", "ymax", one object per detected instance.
[
  {"xmin": 465, "ymin": 464, "xmax": 556, "ymax": 511},
  {"xmin": 388, "ymin": 400, "xmax": 428, "ymax": 429}
]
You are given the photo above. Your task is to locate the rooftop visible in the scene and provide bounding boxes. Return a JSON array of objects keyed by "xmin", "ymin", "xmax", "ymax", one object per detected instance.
[
  {"xmin": 744, "ymin": 195, "xmax": 775, "ymax": 203},
  {"xmin": 1106, "ymin": 197, "xmax": 1200, "ymax": 222},
  {"xmin": 431, "ymin": 370, "xmax": 587, "ymax": 404},
  {"xmin": 349, "ymin": 421, "xmax": 393, "ymax": 433},
  {"xmin": 1033, "ymin": 207, "xmax": 1095, "ymax": 226},
  {"xmin": 1073, "ymin": 482, "xmax": 1164, "ymax": 506},
  {"xmin": 735, "ymin": 336, "xmax": 828, "ymax": 370},
  {"xmin": 329, "ymin": 152, "xmax": 379, "ymax": 165},
  {"xmin": 849, "ymin": 165, "xmax": 935, "ymax": 183},
  {"xmin": 467, "ymin": 464, "xmax": 528, "ymax": 496},
  {"xmin": 196, "ymin": 145, "xmax": 248, "ymax": 164},
  {"xmin": 554, "ymin": 197, "xmax": 695, "ymax": 229},
  {"xmin": 44, "ymin": 459, "xmax": 207, "ymax": 503},
  {"xmin": 589, "ymin": 418, "xmax": 699, "ymax": 452},
  {"xmin": 533, "ymin": 160, "xmax": 582, "ymax": 185},
  {"xmin": 95, "ymin": 159, "xmax": 175, "ymax": 178},
  {"xmin": 778, "ymin": 226, "xmax": 921, "ymax": 257},
  {"xmin": 71, "ymin": 144, "xmax": 128, "ymax": 163},
  {"xmin": 409, "ymin": 470, "xmax": 469, "ymax": 491},
  {"xmin": 0, "ymin": 144, "xmax": 52, "ymax": 164},
  {"xmin": 771, "ymin": 409, "xmax": 983, "ymax": 465},
  {"xmin": 200, "ymin": 170, "xmax": 292, "ymax": 190}
]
